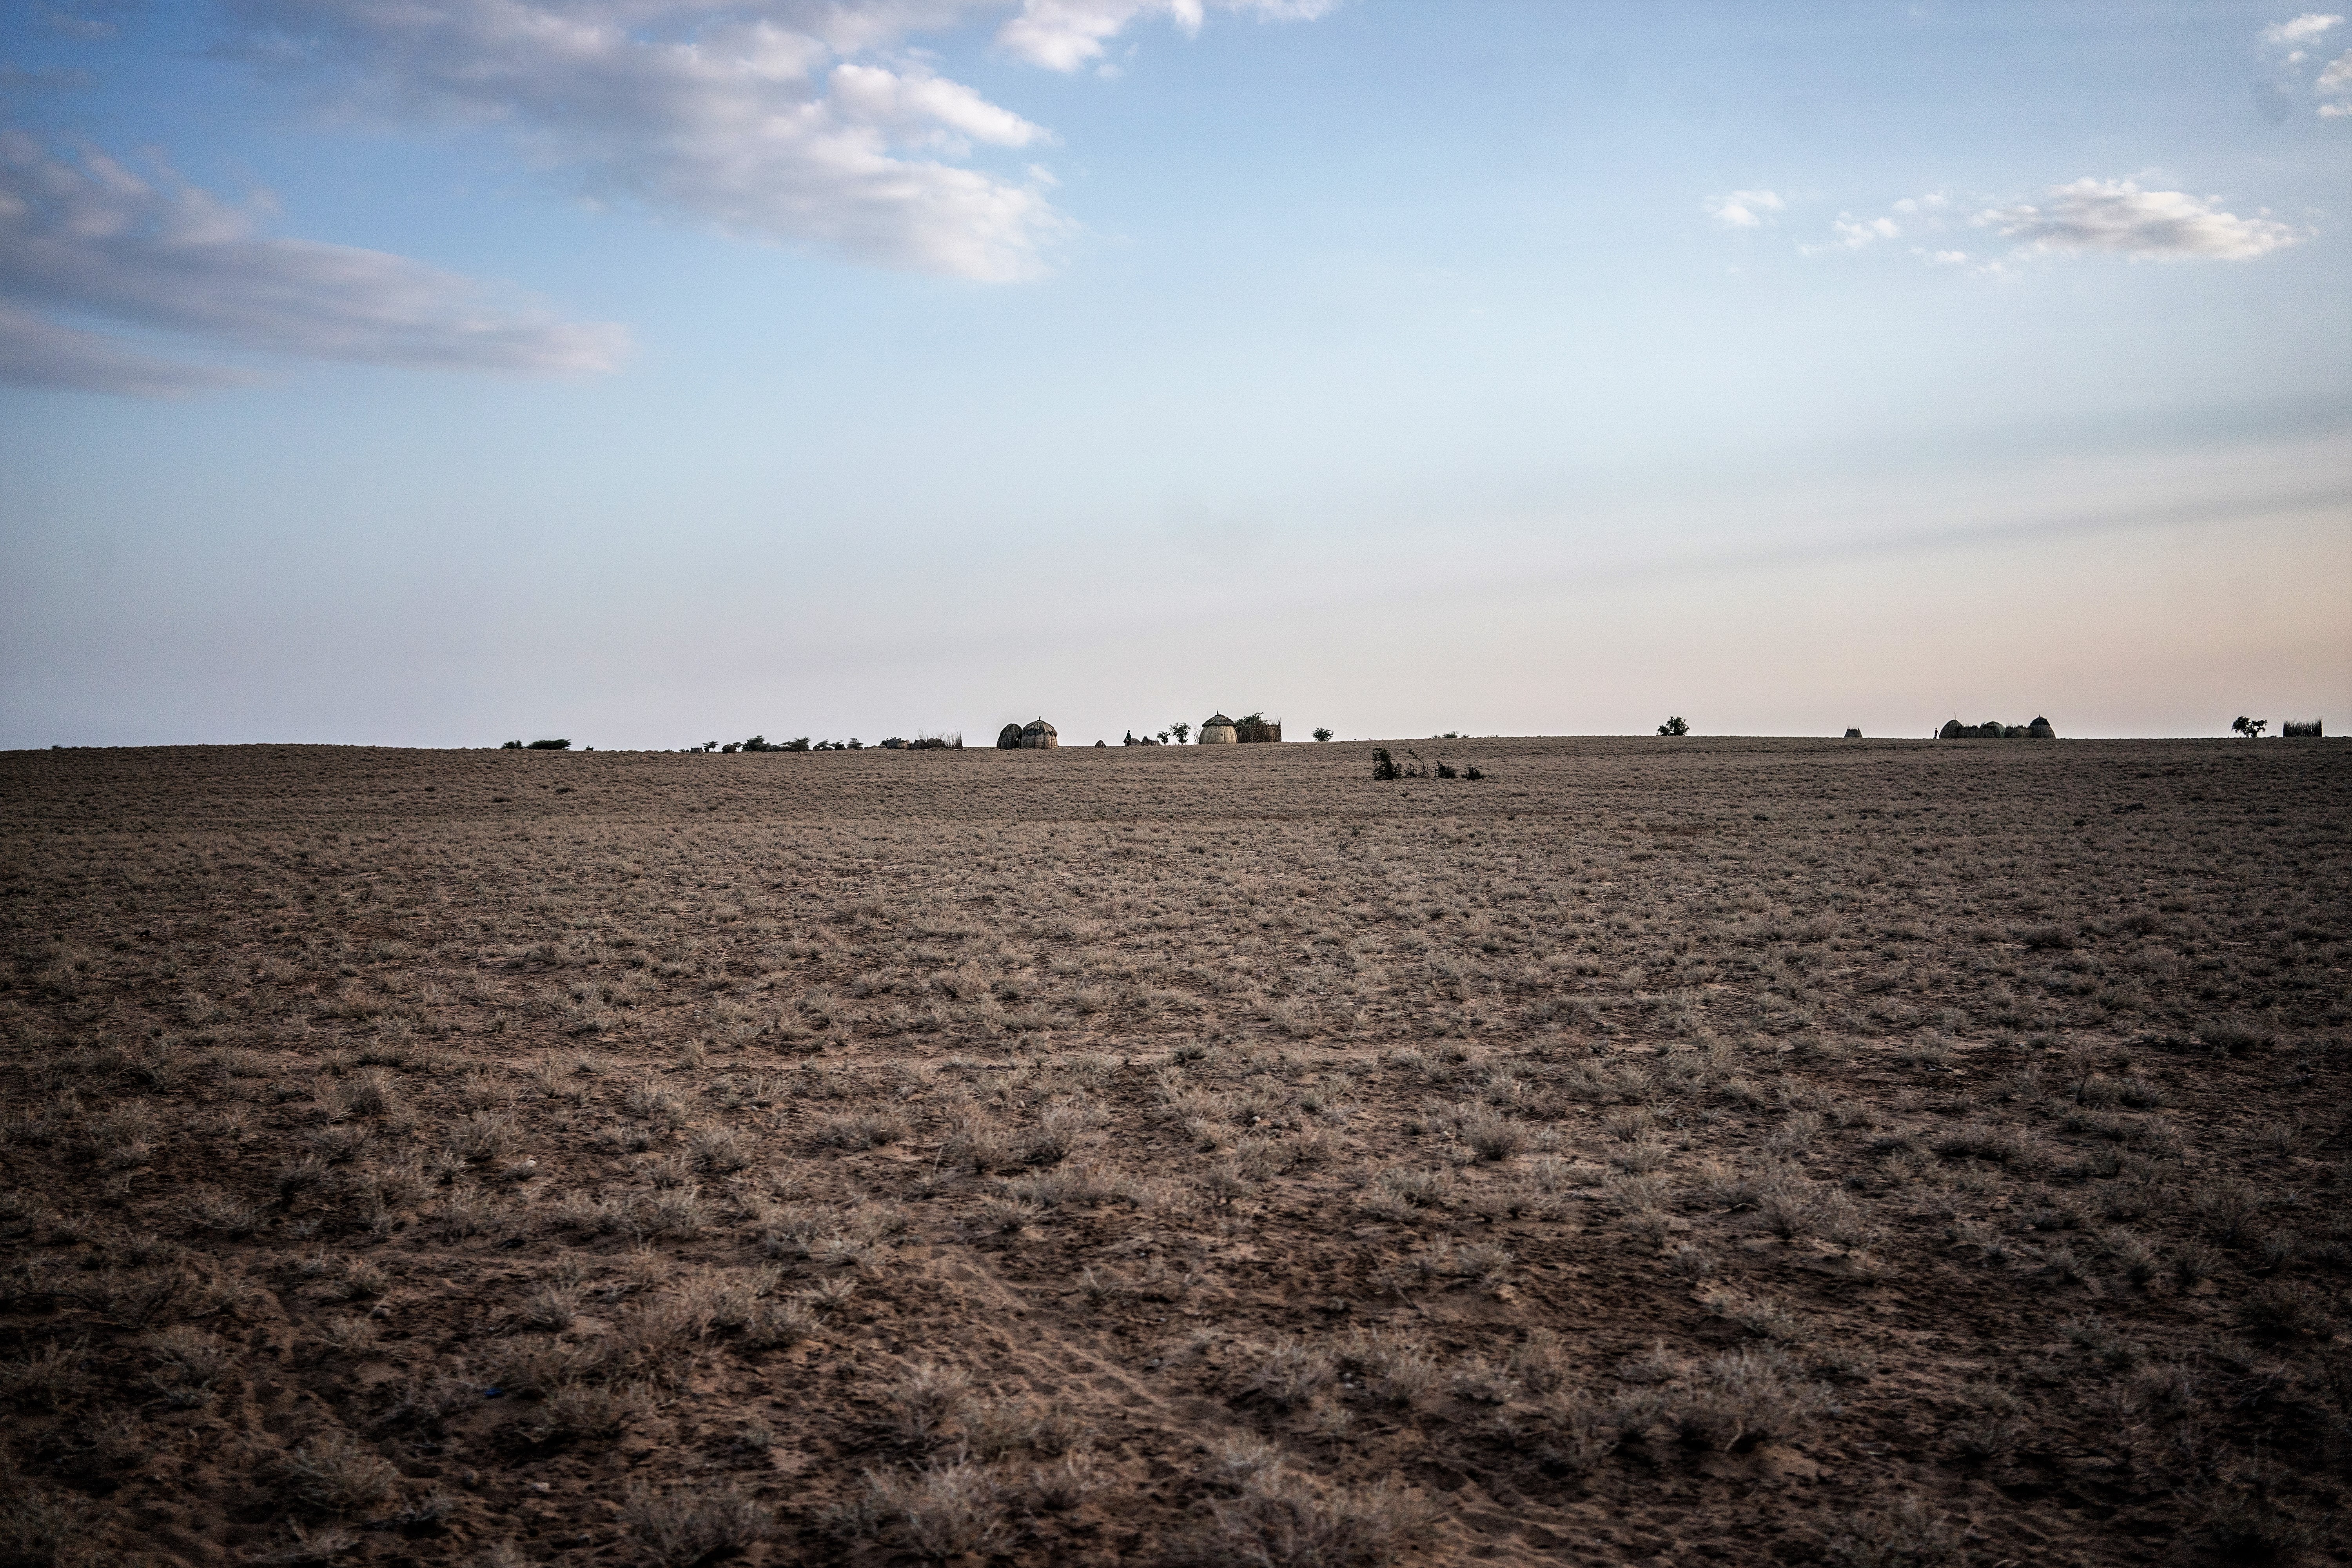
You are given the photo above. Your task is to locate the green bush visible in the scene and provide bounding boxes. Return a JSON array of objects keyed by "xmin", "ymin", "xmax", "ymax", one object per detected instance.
[{"xmin": 526, "ymin": 739, "xmax": 571, "ymax": 751}]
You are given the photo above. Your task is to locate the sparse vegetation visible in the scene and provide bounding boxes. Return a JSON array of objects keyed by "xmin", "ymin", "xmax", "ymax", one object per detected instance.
[{"xmin": 0, "ymin": 737, "xmax": 2343, "ymax": 1566}]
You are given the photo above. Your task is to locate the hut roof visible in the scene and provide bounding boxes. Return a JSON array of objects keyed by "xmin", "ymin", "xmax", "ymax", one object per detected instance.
[
  {"xmin": 1203, "ymin": 713, "xmax": 1233, "ymax": 726},
  {"xmin": 1023, "ymin": 716, "xmax": 1056, "ymax": 733}
]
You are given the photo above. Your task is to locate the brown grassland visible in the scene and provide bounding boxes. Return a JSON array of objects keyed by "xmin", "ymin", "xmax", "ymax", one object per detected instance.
[{"xmin": 0, "ymin": 736, "xmax": 2347, "ymax": 1568}]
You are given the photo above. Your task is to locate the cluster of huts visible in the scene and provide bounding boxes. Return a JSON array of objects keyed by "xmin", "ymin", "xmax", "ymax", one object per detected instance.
[
  {"xmin": 1940, "ymin": 717, "xmax": 2057, "ymax": 739},
  {"xmin": 994, "ymin": 712, "xmax": 1282, "ymax": 749},
  {"xmin": 1196, "ymin": 712, "xmax": 1281, "ymax": 744},
  {"xmin": 996, "ymin": 718, "xmax": 1061, "ymax": 749}
]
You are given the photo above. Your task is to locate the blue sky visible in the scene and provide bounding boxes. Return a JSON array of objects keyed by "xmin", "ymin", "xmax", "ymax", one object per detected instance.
[{"xmin": 3, "ymin": 0, "xmax": 2347, "ymax": 747}]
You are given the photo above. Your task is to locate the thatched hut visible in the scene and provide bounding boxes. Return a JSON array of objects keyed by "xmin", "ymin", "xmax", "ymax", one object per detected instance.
[
  {"xmin": 1844, "ymin": 728, "xmax": 1862, "ymax": 739},
  {"xmin": 2027, "ymin": 717, "xmax": 2056, "ymax": 739},
  {"xmin": 1234, "ymin": 713, "xmax": 1281, "ymax": 743},
  {"xmin": 996, "ymin": 723, "xmax": 1024, "ymax": 750},
  {"xmin": 1198, "ymin": 713, "xmax": 1238, "ymax": 745},
  {"xmin": 2283, "ymin": 719, "xmax": 2323, "ymax": 738},
  {"xmin": 1019, "ymin": 717, "xmax": 1059, "ymax": 750}
]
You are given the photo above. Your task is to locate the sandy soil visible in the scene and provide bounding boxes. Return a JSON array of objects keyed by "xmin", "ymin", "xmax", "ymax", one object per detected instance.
[{"xmin": 0, "ymin": 736, "xmax": 2346, "ymax": 1568}]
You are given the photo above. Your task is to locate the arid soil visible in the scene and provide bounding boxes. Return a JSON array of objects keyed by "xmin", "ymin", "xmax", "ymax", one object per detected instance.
[{"xmin": 2, "ymin": 737, "xmax": 2347, "ymax": 1568}]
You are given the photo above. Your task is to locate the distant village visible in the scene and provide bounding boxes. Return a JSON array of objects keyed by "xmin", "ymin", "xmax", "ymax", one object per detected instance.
[{"xmin": 486, "ymin": 709, "xmax": 2331, "ymax": 753}]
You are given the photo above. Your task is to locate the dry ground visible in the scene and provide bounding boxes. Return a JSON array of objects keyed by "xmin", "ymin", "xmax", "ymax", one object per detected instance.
[{"xmin": 1, "ymin": 736, "xmax": 2347, "ymax": 1568}]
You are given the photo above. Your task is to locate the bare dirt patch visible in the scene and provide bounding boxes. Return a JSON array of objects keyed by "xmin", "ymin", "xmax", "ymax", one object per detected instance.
[{"xmin": 2, "ymin": 737, "xmax": 2347, "ymax": 1566}]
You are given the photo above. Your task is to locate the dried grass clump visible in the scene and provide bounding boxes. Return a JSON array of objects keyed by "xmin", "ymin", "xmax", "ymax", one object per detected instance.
[
  {"xmin": 886, "ymin": 1362, "xmax": 974, "ymax": 1449},
  {"xmin": 1176, "ymin": 1466, "xmax": 1427, "ymax": 1568},
  {"xmin": 1646, "ymin": 1348, "xmax": 1837, "ymax": 1452},
  {"xmin": 0, "ymin": 1478, "xmax": 102, "ymax": 1568},
  {"xmin": 274, "ymin": 1430, "xmax": 402, "ymax": 1515},
  {"xmin": 1821, "ymin": 1494, "xmax": 1967, "ymax": 1567},
  {"xmin": 830, "ymin": 1463, "xmax": 1016, "ymax": 1559},
  {"xmin": 621, "ymin": 1479, "xmax": 774, "ymax": 1566}
]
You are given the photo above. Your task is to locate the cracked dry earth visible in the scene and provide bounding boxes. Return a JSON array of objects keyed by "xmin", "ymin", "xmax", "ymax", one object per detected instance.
[{"xmin": 0, "ymin": 736, "xmax": 2347, "ymax": 1568}]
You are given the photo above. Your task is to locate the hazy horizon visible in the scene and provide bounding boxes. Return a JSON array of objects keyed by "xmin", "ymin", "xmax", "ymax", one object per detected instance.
[{"xmin": 4, "ymin": 1, "xmax": 2347, "ymax": 750}]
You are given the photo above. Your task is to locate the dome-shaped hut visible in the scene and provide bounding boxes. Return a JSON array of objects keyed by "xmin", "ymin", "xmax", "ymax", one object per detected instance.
[
  {"xmin": 1198, "ymin": 713, "xmax": 1238, "ymax": 744},
  {"xmin": 1020, "ymin": 717, "xmax": 1059, "ymax": 750},
  {"xmin": 996, "ymin": 723, "xmax": 1024, "ymax": 750},
  {"xmin": 2026, "ymin": 716, "xmax": 2056, "ymax": 739}
]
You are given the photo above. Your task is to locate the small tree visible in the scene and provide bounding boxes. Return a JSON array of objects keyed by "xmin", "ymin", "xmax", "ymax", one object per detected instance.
[
  {"xmin": 526, "ymin": 738, "xmax": 571, "ymax": 750},
  {"xmin": 2231, "ymin": 716, "xmax": 2267, "ymax": 739},
  {"xmin": 1658, "ymin": 717, "xmax": 1689, "ymax": 737},
  {"xmin": 1173, "ymin": 721, "xmax": 1192, "ymax": 744},
  {"xmin": 1312, "ymin": 727, "xmax": 1333, "ymax": 742},
  {"xmin": 1371, "ymin": 748, "xmax": 1403, "ymax": 781},
  {"xmin": 501, "ymin": 740, "xmax": 523, "ymax": 750}
]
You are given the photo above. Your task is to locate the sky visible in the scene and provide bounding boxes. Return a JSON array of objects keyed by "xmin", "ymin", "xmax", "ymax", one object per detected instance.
[{"xmin": 2, "ymin": 0, "xmax": 2347, "ymax": 749}]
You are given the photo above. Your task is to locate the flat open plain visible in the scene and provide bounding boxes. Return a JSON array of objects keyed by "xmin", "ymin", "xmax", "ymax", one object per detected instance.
[{"xmin": 1, "ymin": 737, "xmax": 2347, "ymax": 1568}]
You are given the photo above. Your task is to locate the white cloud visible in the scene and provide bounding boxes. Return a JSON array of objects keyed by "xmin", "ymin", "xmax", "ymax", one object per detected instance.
[
  {"xmin": 224, "ymin": 0, "xmax": 1332, "ymax": 280},
  {"xmin": 829, "ymin": 62, "xmax": 1050, "ymax": 150},
  {"xmin": 996, "ymin": 0, "xmax": 1334, "ymax": 73},
  {"xmin": 0, "ymin": 135, "xmax": 627, "ymax": 396},
  {"xmin": 1829, "ymin": 214, "xmax": 1900, "ymax": 247},
  {"xmin": 2259, "ymin": 12, "xmax": 2343, "ymax": 45},
  {"xmin": 1973, "ymin": 178, "xmax": 2301, "ymax": 260},
  {"xmin": 2256, "ymin": 16, "xmax": 2352, "ymax": 114},
  {"xmin": 1704, "ymin": 189, "xmax": 1783, "ymax": 228},
  {"xmin": 999, "ymin": 0, "xmax": 1198, "ymax": 71},
  {"xmin": 2319, "ymin": 47, "xmax": 2352, "ymax": 111}
]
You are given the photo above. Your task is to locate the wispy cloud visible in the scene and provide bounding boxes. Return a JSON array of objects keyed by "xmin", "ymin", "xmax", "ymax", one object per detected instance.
[
  {"xmin": 998, "ymin": 0, "xmax": 1334, "ymax": 73},
  {"xmin": 1975, "ymin": 179, "xmax": 2301, "ymax": 260},
  {"xmin": 2318, "ymin": 47, "xmax": 2352, "ymax": 112},
  {"xmin": 2256, "ymin": 14, "xmax": 2352, "ymax": 114},
  {"xmin": 222, "ymin": 0, "xmax": 1332, "ymax": 280},
  {"xmin": 1704, "ymin": 189, "xmax": 1783, "ymax": 229},
  {"xmin": 2259, "ymin": 11, "xmax": 2343, "ymax": 47},
  {"xmin": 1766, "ymin": 179, "xmax": 2298, "ymax": 269},
  {"xmin": 0, "ymin": 134, "xmax": 627, "ymax": 396}
]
